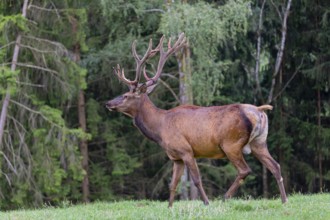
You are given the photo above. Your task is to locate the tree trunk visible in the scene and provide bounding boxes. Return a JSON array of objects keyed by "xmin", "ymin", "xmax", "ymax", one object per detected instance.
[
  {"xmin": 78, "ymin": 89, "xmax": 90, "ymax": 202},
  {"xmin": 263, "ymin": 0, "xmax": 291, "ymax": 199},
  {"xmin": 253, "ymin": 0, "xmax": 269, "ymax": 198},
  {"xmin": 70, "ymin": 16, "xmax": 90, "ymax": 203},
  {"xmin": 0, "ymin": 0, "xmax": 29, "ymax": 147},
  {"xmin": 262, "ymin": 166, "xmax": 268, "ymax": 198},
  {"xmin": 317, "ymin": 89, "xmax": 323, "ymax": 192},
  {"xmin": 180, "ymin": 168, "xmax": 189, "ymax": 200},
  {"xmin": 177, "ymin": 41, "xmax": 199, "ymax": 200},
  {"xmin": 254, "ymin": 0, "xmax": 266, "ymax": 103}
]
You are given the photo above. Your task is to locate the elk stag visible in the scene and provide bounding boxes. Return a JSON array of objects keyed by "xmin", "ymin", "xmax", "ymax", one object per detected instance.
[{"xmin": 106, "ymin": 33, "xmax": 288, "ymax": 207}]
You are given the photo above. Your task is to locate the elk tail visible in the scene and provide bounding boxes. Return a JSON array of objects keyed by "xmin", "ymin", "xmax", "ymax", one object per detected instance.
[{"xmin": 257, "ymin": 105, "xmax": 273, "ymax": 111}]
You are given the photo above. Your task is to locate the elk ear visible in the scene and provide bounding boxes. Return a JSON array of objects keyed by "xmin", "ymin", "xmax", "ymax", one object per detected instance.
[
  {"xmin": 136, "ymin": 83, "xmax": 157, "ymax": 95},
  {"xmin": 146, "ymin": 84, "xmax": 157, "ymax": 94},
  {"xmin": 136, "ymin": 83, "xmax": 148, "ymax": 94}
]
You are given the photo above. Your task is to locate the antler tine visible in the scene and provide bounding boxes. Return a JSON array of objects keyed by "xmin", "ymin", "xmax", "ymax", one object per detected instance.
[
  {"xmin": 167, "ymin": 37, "xmax": 172, "ymax": 50},
  {"xmin": 131, "ymin": 40, "xmax": 139, "ymax": 64},
  {"xmin": 144, "ymin": 33, "xmax": 187, "ymax": 86},
  {"xmin": 154, "ymin": 35, "xmax": 165, "ymax": 54},
  {"xmin": 113, "ymin": 64, "xmax": 137, "ymax": 90},
  {"xmin": 168, "ymin": 32, "xmax": 186, "ymax": 55},
  {"xmin": 132, "ymin": 37, "xmax": 161, "ymax": 84}
]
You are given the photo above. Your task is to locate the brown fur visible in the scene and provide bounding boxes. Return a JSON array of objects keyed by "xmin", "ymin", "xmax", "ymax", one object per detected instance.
[{"xmin": 106, "ymin": 94, "xmax": 288, "ymax": 206}]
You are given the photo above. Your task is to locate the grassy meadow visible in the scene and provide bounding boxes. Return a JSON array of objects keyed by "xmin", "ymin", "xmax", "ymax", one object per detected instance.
[{"xmin": 1, "ymin": 193, "xmax": 329, "ymax": 220}]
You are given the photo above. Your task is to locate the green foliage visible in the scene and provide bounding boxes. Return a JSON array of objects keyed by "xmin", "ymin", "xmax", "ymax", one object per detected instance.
[
  {"xmin": 268, "ymin": 109, "xmax": 293, "ymax": 155},
  {"xmin": 64, "ymin": 59, "xmax": 88, "ymax": 91},
  {"xmin": 0, "ymin": 0, "xmax": 90, "ymax": 210},
  {"xmin": 30, "ymin": 124, "xmax": 84, "ymax": 202},
  {"xmin": 108, "ymin": 146, "xmax": 141, "ymax": 176},
  {"xmin": 290, "ymin": 117, "xmax": 330, "ymax": 155},
  {"xmin": 67, "ymin": 8, "xmax": 89, "ymax": 52},
  {"xmin": 159, "ymin": 0, "xmax": 252, "ymax": 105},
  {"xmin": 0, "ymin": 67, "xmax": 19, "ymax": 95},
  {"xmin": 100, "ymin": 119, "xmax": 141, "ymax": 177},
  {"xmin": 0, "ymin": 13, "xmax": 28, "ymax": 65},
  {"xmin": 89, "ymin": 163, "xmax": 114, "ymax": 200},
  {"xmin": 0, "ymin": 14, "xmax": 28, "ymax": 63},
  {"xmin": 100, "ymin": 0, "xmax": 163, "ymax": 38},
  {"xmin": 86, "ymin": 98, "xmax": 102, "ymax": 137},
  {"xmin": 0, "ymin": 14, "xmax": 28, "ymax": 33}
]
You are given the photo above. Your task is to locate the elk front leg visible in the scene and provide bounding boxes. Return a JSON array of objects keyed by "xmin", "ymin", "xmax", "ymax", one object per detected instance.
[
  {"xmin": 182, "ymin": 155, "xmax": 209, "ymax": 205},
  {"xmin": 169, "ymin": 160, "xmax": 185, "ymax": 207}
]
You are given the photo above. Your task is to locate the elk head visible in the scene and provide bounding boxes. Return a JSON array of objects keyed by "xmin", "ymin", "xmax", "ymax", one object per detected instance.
[{"xmin": 106, "ymin": 33, "xmax": 187, "ymax": 117}]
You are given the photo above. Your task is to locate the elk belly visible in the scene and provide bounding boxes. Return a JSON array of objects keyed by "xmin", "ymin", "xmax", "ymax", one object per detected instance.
[
  {"xmin": 192, "ymin": 145, "xmax": 226, "ymax": 159},
  {"xmin": 242, "ymin": 144, "xmax": 251, "ymax": 154}
]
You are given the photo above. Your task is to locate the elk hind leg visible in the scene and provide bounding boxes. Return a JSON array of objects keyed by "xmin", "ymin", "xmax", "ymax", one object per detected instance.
[
  {"xmin": 223, "ymin": 146, "xmax": 252, "ymax": 200},
  {"xmin": 251, "ymin": 141, "xmax": 288, "ymax": 203}
]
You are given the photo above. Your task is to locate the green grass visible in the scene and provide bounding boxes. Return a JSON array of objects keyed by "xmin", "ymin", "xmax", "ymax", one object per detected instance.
[{"xmin": 1, "ymin": 194, "xmax": 329, "ymax": 220}]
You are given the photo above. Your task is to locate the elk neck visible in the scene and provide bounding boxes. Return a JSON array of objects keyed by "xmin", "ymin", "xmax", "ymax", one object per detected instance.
[{"xmin": 133, "ymin": 94, "xmax": 165, "ymax": 143}]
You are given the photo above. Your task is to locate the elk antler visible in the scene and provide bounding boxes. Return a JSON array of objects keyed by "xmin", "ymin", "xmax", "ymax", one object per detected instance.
[
  {"xmin": 132, "ymin": 37, "xmax": 162, "ymax": 84},
  {"xmin": 113, "ymin": 64, "xmax": 136, "ymax": 88},
  {"xmin": 113, "ymin": 33, "xmax": 187, "ymax": 91},
  {"xmin": 144, "ymin": 33, "xmax": 187, "ymax": 87},
  {"xmin": 113, "ymin": 37, "xmax": 162, "ymax": 91}
]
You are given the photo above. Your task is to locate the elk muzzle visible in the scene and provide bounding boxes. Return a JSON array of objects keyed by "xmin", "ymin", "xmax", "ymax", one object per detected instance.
[{"xmin": 105, "ymin": 96, "xmax": 125, "ymax": 111}]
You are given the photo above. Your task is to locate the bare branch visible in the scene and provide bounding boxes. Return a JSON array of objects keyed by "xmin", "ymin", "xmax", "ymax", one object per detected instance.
[
  {"xmin": 267, "ymin": 0, "xmax": 292, "ymax": 104},
  {"xmin": 22, "ymin": 35, "xmax": 68, "ymax": 52},
  {"xmin": 28, "ymin": 4, "xmax": 66, "ymax": 12},
  {"xmin": 254, "ymin": 0, "xmax": 266, "ymax": 103},
  {"xmin": 0, "ymin": 170, "xmax": 12, "ymax": 186},
  {"xmin": 0, "ymin": 41, "xmax": 16, "ymax": 50},
  {"xmin": 273, "ymin": 59, "xmax": 304, "ymax": 101},
  {"xmin": 19, "ymin": 44, "xmax": 58, "ymax": 54},
  {"xmin": 16, "ymin": 81, "xmax": 45, "ymax": 88},
  {"xmin": 50, "ymin": 1, "xmax": 61, "ymax": 19},
  {"xmin": 9, "ymin": 99, "xmax": 41, "ymax": 115},
  {"xmin": 2, "ymin": 62, "xmax": 60, "ymax": 75},
  {"xmin": 158, "ymin": 79, "xmax": 180, "ymax": 103},
  {"xmin": 270, "ymin": 0, "xmax": 283, "ymax": 22},
  {"xmin": 9, "ymin": 99, "xmax": 62, "ymax": 129},
  {"xmin": 143, "ymin": 9, "xmax": 165, "ymax": 13},
  {"xmin": 0, "ymin": 151, "xmax": 18, "ymax": 177},
  {"xmin": 161, "ymin": 72, "xmax": 179, "ymax": 80},
  {"xmin": 6, "ymin": 113, "xmax": 34, "ymax": 186},
  {"xmin": 13, "ymin": 62, "xmax": 71, "ymax": 92}
]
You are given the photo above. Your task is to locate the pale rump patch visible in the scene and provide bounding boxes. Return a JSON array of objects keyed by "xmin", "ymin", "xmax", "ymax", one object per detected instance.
[
  {"xmin": 241, "ymin": 109, "xmax": 269, "ymax": 155},
  {"xmin": 242, "ymin": 144, "xmax": 251, "ymax": 154}
]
